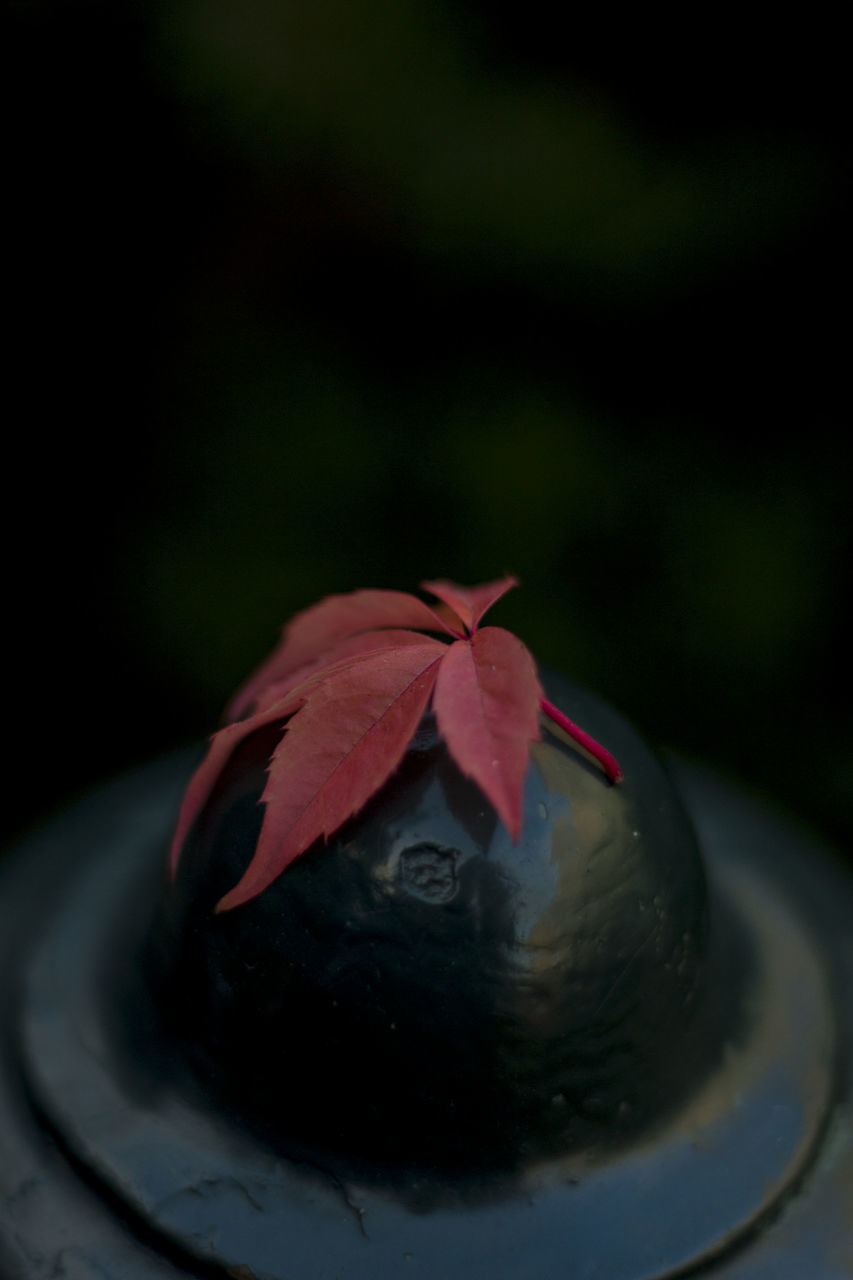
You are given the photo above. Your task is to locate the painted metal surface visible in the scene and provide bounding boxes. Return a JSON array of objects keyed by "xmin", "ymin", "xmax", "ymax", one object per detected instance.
[{"xmin": 0, "ymin": 679, "xmax": 850, "ymax": 1277}]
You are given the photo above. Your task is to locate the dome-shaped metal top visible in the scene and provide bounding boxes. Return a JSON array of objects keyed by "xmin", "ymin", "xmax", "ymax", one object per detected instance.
[{"xmin": 154, "ymin": 671, "xmax": 711, "ymax": 1172}]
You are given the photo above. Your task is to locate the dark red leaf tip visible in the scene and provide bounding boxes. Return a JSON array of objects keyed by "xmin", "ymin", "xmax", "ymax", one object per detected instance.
[{"xmin": 421, "ymin": 575, "xmax": 519, "ymax": 633}]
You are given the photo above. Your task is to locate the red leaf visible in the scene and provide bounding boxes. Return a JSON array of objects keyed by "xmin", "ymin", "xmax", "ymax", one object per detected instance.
[
  {"xmin": 422, "ymin": 576, "xmax": 518, "ymax": 633},
  {"xmin": 169, "ymin": 702, "xmax": 297, "ymax": 881},
  {"xmin": 170, "ymin": 637, "xmax": 438, "ymax": 879},
  {"xmin": 170, "ymin": 577, "xmax": 623, "ymax": 910},
  {"xmin": 432, "ymin": 626, "xmax": 542, "ymax": 840},
  {"xmin": 216, "ymin": 643, "xmax": 445, "ymax": 911},
  {"xmin": 227, "ymin": 588, "xmax": 459, "ymax": 721},
  {"xmin": 251, "ymin": 628, "xmax": 443, "ymax": 714}
]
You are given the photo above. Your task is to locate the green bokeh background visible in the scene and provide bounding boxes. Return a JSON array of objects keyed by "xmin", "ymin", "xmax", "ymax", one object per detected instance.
[{"xmin": 6, "ymin": 1, "xmax": 851, "ymax": 862}]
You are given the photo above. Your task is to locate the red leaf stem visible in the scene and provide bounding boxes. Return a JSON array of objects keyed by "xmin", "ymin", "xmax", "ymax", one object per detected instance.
[{"xmin": 540, "ymin": 697, "xmax": 623, "ymax": 784}]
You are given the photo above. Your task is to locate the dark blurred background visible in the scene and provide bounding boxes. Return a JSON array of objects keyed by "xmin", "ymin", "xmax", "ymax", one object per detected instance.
[{"xmin": 6, "ymin": 1, "xmax": 851, "ymax": 861}]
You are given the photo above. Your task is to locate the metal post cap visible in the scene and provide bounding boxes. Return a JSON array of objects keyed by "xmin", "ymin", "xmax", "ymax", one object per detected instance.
[{"xmin": 1, "ymin": 674, "xmax": 851, "ymax": 1278}]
